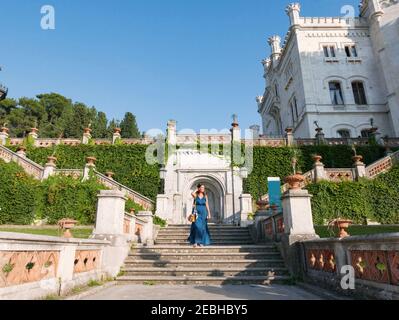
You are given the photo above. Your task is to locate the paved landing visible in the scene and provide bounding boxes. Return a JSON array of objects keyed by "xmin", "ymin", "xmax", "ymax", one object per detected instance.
[{"xmin": 81, "ymin": 284, "xmax": 323, "ymax": 300}]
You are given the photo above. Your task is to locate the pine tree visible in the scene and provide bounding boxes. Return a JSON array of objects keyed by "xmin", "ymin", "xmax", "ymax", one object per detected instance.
[{"xmin": 120, "ymin": 112, "xmax": 140, "ymax": 138}]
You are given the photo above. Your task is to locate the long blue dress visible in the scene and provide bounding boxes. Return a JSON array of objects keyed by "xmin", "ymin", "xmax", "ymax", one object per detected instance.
[{"xmin": 188, "ymin": 196, "xmax": 212, "ymax": 246}]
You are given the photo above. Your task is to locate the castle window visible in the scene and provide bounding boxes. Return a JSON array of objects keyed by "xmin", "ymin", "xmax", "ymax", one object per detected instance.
[
  {"xmin": 323, "ymin": 46, "xmax": 336, "ymax": 58},
  {"xmin": 361, "ymin": 129, "xmax": 371, "ymax": 138},
  {"xmin": 337, "ymin": 129, "xmax": 351, "ymax": 139},
  {"xmin": 352, "ymin": 81, "xmax": 367, "ymax": 105},
  {"xmin": 274, "ymin": 84, "xmax": 279, "ymax": 98},
  {"xmin": 290, "ymin": 96, "xmax": 299, "ymax": 125},
  {"xmin": 345, "ymin": 45, "xmax": 358, "ymax": 58},
  {"xmin": 329, "ymin": 82, "xmax": 344, "ymax": 105}
]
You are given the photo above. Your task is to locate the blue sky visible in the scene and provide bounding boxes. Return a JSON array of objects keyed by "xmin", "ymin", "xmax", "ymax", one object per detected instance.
[{"xmin": 0, "ymin": 0, "xmax": 358, "ymax": 133}]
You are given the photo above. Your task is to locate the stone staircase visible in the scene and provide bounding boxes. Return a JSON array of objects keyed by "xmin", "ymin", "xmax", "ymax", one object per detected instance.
[{"xmin": 117, "ymin": 224, "xmax": 290, "ymax": 285}]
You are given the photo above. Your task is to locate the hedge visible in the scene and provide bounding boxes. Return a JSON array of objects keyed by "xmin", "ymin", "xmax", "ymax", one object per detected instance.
[{"xmin": 307, "ymin": 165, "xmax": 399, "ymax": 225}]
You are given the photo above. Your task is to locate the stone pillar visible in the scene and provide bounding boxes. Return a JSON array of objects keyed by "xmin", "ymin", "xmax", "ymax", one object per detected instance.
[
  {"xmin": 231, "ymin": 117, "xmax": 241, "ymax": 143},
  {"xmin": 167, "ymin": 120, "xmax": 177, "ymax": 145},
  {"xmin": 0, "ymin": 127, "xmax": 9, "ymax": 145},
  {"xmin": 82, "ymin": 128, "xmax": 92, "ymax": 145},
  {"xmin": 112, "ymin": 128, "xmax": 122, "ymax": 144},
  {"xmin": 93, "ymin": 190, "xmax": 127, "ymax": 237},
  {"xmin": 29, "ymin": 127, "xmax": 39, "ymax": 141},
  {"xmin": 239, "ymin": 194, "xmax": 253, "ymax": 228},
  {"xmin": 281, "ymin": 174, "xmax": 319, "ymax": 275},
  {"xmin": 42, "ymin": 156, "xmax": 57, "ymax": 180},
  {"xmin": 16, "ymin": 146, "xmax": 27, "ymax": 158},
  {"xmin": 285, "ymin": 3, "xmax": 301, "ymax": 26},
  {"xmin": 313, "ymin": 155, "xmax": 327, "ymax": 182},
  {"xmin": 353, "ymin": 155, "xmax": 367, "ymax": 180},
  {"xmin": 136, "ymin": 211, "xmax": 154, "ymax": 246},
  {"xmin": 315, "ymin": 128, "xmax": 326, "ymax": 145},
  {"xmin": 83, "ymin": 156, "xmax": 96, "ymax": 181},
  {"xmin": 285, "ymin": 128, "xmax": 294, "ymax": 146}
]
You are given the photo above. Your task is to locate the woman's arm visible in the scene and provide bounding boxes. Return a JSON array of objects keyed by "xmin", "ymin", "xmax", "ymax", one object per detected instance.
[
  {"xmin": 205, "ymin": 195, "xmax": 211, "ymax": 220},
  {"xmin": 191, "ymin": 191, "xmax": 197, "ymax": 199}
]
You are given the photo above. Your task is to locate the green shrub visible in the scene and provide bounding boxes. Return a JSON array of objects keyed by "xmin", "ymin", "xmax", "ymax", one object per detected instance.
[
  {"xmin": 0, "ymin": 160, "xmax": 38, "ymax": 224},
  {"xmin": 153, "ymin": 215, "xmax": 167, "ymax": 228}
]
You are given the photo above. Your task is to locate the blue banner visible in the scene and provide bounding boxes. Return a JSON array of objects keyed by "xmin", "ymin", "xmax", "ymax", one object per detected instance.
[{"xmin": 268, "ymin": 177, "xmax": 282, "ymax": 212}]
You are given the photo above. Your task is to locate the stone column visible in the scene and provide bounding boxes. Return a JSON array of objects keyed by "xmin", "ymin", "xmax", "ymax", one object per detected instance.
[
  {"xmin": 42, "ymin": 156, "xmax": 57, "ymax": 180},
  {"xmin": 353, "ymin": 155, "xmax": 366, "ymax": 180},
  {"xmin": 313, "ymin": 155, "xmax": 327, "ymax": 182},
  {"xmin": 285, "ymin": 128, "xmax": 294, "ymax": 146},
  {"xmin": 0, "ymin": 127, "xmax": 9, "ymax": 145},
  {"xmin": 82, "ymin": 128, "xmax": 92, "ymax": 145},
  {"xmin": 112, "ymin": 128, "xmax": 122, "ymax": 144},
  {"xmin": 231, "ymin": 117, "xmax": 241, "ymax": 143},
  {"xmin": 239, "ymin": 194, "xmax": 253, "ymax": 228},
  {"xmin": 83, "ymin": 156, "xmax": 96, "ymax": 181},
  {"xmin": 136, "ymin": 211, "xmax": 154, "ymax": 246}
]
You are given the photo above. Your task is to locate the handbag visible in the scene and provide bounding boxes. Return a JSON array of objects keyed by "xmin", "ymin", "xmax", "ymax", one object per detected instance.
[{"xmin": 188, "ymin": 197, "xmax": 198, "ymax": 223}]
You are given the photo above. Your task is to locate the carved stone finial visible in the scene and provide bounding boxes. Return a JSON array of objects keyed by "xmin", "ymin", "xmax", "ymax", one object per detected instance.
[{"xmin": 285, "ymin": 3, "xmax": 301, "ymax": 14}]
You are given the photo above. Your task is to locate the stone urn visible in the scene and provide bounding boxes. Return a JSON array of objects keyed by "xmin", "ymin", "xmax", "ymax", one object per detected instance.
[
  {"xmin": 30, "ymin": 127, "xmax": 39, "ymax": 134},
  {"xmin": 130, "ymin": 208, "xmax": 136, "ymax": 215},
  {"xmin": 86, "ymin": 156, "xmax": 97, "ymax": 166},
  {"xmin": 352, "ymin": 155, "xmax": 364, "ymax": 164},
  {"xmin": 256, "ymin": 199, "xmax": 270, "ymax": 211},
  {"xmin": 331, "ymin": 219, "xmax": 353, "ymax": 239},
  {"xmin": 58, "ymin": 218, "xmax": 78, "ymax": 238},
  {"xmin": 313, "ymin": 155, "xmax": 323, "ymax": 164},
  {"xmin": 114, "ymin": 128, "xmax": 122, "ymax": 134},
  {"xmin": 105, "ymin": 171, "xmax": 114, "ymax": 179},
  {"xmin": 17, "ymin": 145, "xmax": 27, "ymax": 152},
  {"xmin": 285, "ymin": 174, "xmax": 305, "ymax": 190},
  {"xmin": 46, "ymin": 156, "xmax": 57, "ymax": 165},
  {"xmin": 0, "ymin": 127, "xmax": 9, "ymax": 134},
  {"xmin": 84, "ymin": 127, "xmax": 92, "ymax": 134}
]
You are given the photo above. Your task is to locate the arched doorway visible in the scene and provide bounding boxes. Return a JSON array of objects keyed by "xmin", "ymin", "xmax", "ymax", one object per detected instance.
[{"xmin": 183, "ymin": 176, "xmax": 225, "ymax": 224}]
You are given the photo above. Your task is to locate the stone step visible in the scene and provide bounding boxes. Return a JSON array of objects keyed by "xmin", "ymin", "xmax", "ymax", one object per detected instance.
[
  {"xmin": 117, "ymin": 275, "xmax": 291, "ymax": 285},
  {"xmin": 121, "ymin": 267, "xmax": 289, "ymax": 277},
  {"xmin": 131, "ymin": 245, "xmax": 277, "ymax": 253},
  {"xmin": 124, "ymin": 259, "xmax": 286, "ymax": 268},
  {"xmin": 129, "ymin": 252, "xmax": 282, "ymax": 261},
  {"xmin": 156, "ymin": 234, "xmax": 252, "ymax": 239},
  {"xmin": 155, "ymin": 241, "xmax": 255, "ymax": 245}
]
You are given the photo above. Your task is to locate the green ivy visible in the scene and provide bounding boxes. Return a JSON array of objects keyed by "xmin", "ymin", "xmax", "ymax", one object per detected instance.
[{"xmin": 307, "ymin": 165, "xmax": 399, "ymax": 225}]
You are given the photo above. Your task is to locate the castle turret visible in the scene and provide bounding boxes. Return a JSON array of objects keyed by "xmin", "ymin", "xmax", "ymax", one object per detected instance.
[
  {"xmin": 268, "ymin": 36, "xmax": 282, "ymax": 64},
  {"xmin": 285, "ymin": 3, "xmax": 301, "ymax": 26}
]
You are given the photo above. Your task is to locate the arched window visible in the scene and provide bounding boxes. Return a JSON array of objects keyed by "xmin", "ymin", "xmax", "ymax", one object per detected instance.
[
  {"xmin": 329, "ymin": 81, "xmax": 344, "ymax": 105},
  {"xmin": 361, "ymin": 129, "xmax": 371, "ymax": 138},
  {"xmin": 337, "ymin": 129, "xmax": 351, "ymax": 139},
  {"xmin": 352, "ymin": 81, "xmax": 367, "ymax": 105}
]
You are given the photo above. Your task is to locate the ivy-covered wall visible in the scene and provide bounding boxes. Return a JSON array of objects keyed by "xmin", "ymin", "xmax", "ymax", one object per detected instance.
[{"xmin": 307, "ymin": 165, "xmax": 399, "ymax": 225}]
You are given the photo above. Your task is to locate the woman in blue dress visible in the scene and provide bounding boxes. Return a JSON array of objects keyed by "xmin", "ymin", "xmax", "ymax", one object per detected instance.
[{"xmin": 188, "ymin": 184, "xmax": 212, "ymax": 247}]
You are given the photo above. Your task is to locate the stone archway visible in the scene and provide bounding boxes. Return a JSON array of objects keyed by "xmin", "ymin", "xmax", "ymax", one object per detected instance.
[{"xmin": 184, "ymin": 176, "xmax": 225, "ymax": 224}]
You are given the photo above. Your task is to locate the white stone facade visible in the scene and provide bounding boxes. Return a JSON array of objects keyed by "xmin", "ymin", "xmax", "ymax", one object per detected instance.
[{"xmin": 257, "ymin": 0, "xmax": 399, "ymax": 139}]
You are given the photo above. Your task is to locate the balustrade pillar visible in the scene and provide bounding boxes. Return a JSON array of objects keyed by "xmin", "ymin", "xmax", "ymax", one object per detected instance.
[
  {"xmin": 313, "ymin": 155, "xmax": 327, "ymax": 182},
  {"xmin": 285, "ymin": 128, "xmax": 295, "ymax": 146},
  {"xmin": 0, "ymin": 127, "xmax": 9, "ymax": 145},
  {"xmin": 136, "ymin": 211, "xmax": 154, "ymax": 246},
  {"xmin": 353, "ymin": 155, "xmax": 367, "ymax": 180},
  {"xmin": 42, "ymin": 156, "xmax": 57, "ymax": 180},
  {"xmin": 29, "ymin": 127, "xmax": 39, "ymax": 142},
  {"xmin": 315, "ymin": 128, "xmax": 326, "ymax": 145},
  {"xmin": 82, "ymin": 127, "xmax": 92, "ymax": 145},
  {"xmin": 112, "ymin": 128, "xmax": 122, "ymax": 144},
  {"xmin": 83, "ymin": 156, "xmax": 96, "ymax": 181}
]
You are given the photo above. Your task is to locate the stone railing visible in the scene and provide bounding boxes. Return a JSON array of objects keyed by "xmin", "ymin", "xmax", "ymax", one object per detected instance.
[
  {"xmin": 0, "ymin": 232, "xmax": 110, "ymax": 300},
  {"xmin": 324, "ymin": 168, "xmax": 354, "ymax": 182},
  {"xmin": 261, "ymin": 212, "xmax": 285, "ymax": 243},
  {"xmin": 366, "ymin": 150, "xmax": 399, "ymax": 179},
  {"xmin": 55, "ymin": 169, "xmax": 84, "ymax": 179},
  {"xmin": 123, "ymin": 212, "xmax": 154, "ymax": 244},
  {"xmin": 95, "ymin": 171, "xmax": 154, "ymax": 211},
  {"xmin": 0, "ymin": 145, "xmax": 44, "ymax": 180},
  {"xmin": 299, "ymin": 234, "xmax": 399, "ymax": 299}
]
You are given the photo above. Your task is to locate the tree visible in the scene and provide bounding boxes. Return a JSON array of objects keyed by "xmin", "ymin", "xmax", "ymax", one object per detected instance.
[
  {"xmin": 92, "ymin": 112, "xmax": 108, "ymax": 138},
  {"xmin": 120, "ymin": 112, "xmax": 140, "ymax": 138}
]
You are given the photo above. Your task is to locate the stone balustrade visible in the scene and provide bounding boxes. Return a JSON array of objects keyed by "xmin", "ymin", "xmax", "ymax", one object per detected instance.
[
  {"xmin": 260, "ymin": 212, "xmax": 285, "ymax": 242},
  {"xmin": 299, "ymin": 234, "xmax": 399, "ymax": 299},
  {"xmin": 0, "ymin": 232, "xmax": 110, "ymax": 300}
]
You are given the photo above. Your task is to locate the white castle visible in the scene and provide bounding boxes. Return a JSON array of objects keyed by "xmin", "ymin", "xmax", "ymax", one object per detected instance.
[{"xmin": 257, "ymin": 0, "xmax": 399, "ymax": 139}]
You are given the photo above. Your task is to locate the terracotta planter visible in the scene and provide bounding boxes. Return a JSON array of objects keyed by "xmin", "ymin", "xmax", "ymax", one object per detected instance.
[
  {"xmin": 313, "ymin": 155, "xmax": 322, "ymax": 164},
  {"xmin": 1, "ymin": 127, "xmax": 9, "ymax": 134},
  {"xmin": 352, "ymin": 155, "xmax": 364, "ymax": 164},
  {"xmin": 17, "ymin": 146, "xmax": 27, "ymax": 152},
  {"xmin": 333, "ymin": 219, "xmax": 353, "ymax": 239},
  {"xmin": 84, "ymin": 127, "xmax": 92, "ymax": 134},
  {"xmin": 46, "ymin": 156, "xmax": 57, "ymax": 165},
  {"xmin": 114, "ymin": 128, "xmax": 122, "ymax": 134},
  {"xmin": 86, "ymin": 156, "xmax": 97, "ymax": 165},
  {"xmin": 130, "ymin": 208, "xmax": 136, "ymax": 215},
  {"xmin": 105, "ymin": 171, "xmax": 114, "ymax": 179},
  {"xmin": 285, "ymin": 174, "xmax": 305, "ymax": 190},
  {"xmin": 30, "ymin": 128, "xmax": 39, "ymax": 134},
  {"xmin": 256, "ymin": 199, "xmax": 269, "ymax": 211},
  {"xmin": 58, "ymin": 219, "xmax": 78, "ymax": 239}
]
